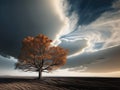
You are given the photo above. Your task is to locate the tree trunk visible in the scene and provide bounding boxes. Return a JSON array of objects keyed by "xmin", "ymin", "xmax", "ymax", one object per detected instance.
[
  {"xmin": 38, "ymin": 69, "xmax": 42, "ymax": 80},
  {"xmin": 38, "ymin": 59, "xmax": 44, "ymax": 80}
]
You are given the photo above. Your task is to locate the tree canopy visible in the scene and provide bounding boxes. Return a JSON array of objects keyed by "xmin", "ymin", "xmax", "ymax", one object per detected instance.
[{"xmin": 16, "ymin": 34, "xmax": 68, "ymax": 79}]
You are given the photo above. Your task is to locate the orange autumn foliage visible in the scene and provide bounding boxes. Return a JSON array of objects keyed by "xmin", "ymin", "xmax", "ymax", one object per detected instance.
[{"xmin": 16, "ymin": 34, "xmax": 68, "ymax": 76}]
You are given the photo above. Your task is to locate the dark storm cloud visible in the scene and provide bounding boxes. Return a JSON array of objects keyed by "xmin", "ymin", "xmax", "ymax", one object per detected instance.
[
  {"xmin": 63, "ymin": 45, "xmax": 120, "ymax": 73},
  {"xmin": 0, "ymin": 0, "xmax": 63, "ymax": 57},
  {"xmin": 66, "ymin": 0, "xmax": 115, "ymax": 25},
  {"xmin": 85, "ymin": 46, "xmax": 120, "ymax": 73}
]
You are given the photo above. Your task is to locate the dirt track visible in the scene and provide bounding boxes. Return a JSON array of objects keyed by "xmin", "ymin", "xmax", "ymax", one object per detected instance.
[{"xmin": 0, "ymin": 77, "xmax": 120, "ymax": 90}]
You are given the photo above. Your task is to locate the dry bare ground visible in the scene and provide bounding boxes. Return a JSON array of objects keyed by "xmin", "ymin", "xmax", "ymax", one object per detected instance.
[{"xmin": 0, "ymin": 77, "xmax": 120, "ymax": 90}]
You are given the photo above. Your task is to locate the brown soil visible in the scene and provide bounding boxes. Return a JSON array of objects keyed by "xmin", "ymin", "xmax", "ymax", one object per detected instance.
[{"xmin": 0, "ymin": 77, "xmax": 120, "ymax": 90}]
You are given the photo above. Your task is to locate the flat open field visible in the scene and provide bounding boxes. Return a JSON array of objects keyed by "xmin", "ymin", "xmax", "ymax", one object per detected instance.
[{"xmin": 0, "ymin": 77, "xmax": 120, "ymax": 90}]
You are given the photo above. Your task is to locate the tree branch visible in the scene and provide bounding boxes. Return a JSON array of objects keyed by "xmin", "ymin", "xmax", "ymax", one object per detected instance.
[{"xmin": 42, "ymin": 63, "xmax": 59, "ymax": 71}]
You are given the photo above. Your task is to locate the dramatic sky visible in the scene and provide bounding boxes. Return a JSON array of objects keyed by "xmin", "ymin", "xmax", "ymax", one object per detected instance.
[{"xmin": 0, "ymin": 0, "xmax": 120, "ymax": 77}]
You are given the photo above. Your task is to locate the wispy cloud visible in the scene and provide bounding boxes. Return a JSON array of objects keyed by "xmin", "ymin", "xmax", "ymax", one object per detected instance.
[{"xmin": 53, "ymin": 0, "xmax": 120, "ymax": 58}]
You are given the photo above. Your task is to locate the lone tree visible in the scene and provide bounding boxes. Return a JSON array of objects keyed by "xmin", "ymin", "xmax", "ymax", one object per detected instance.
[{"xmin": 16, "ymin": 34, "xmax": 68, "ymax": 79}]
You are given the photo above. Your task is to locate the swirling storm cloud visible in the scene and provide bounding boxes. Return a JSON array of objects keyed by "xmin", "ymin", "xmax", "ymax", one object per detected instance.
[{"xmin": 0, "ymin": 0, "xmax": 120, "ymax": 76}]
